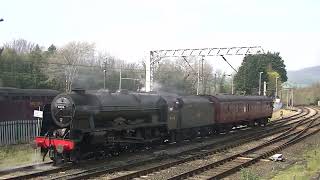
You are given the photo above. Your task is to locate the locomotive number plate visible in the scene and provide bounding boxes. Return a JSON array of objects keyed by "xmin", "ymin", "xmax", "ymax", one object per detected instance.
[{"xmin": 57, "ymin": 105, "xmax": 65, "ymax": 109}]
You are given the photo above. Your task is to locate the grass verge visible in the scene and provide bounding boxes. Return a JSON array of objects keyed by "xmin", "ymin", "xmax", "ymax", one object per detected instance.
[
  {"xmin": 0, "ymin": 144, "xmax": 43, "ymax": 169},
  {"xmin": 240, "ymin": 168, "xmax": 260, "ymax": 180},
  {"xmin": 271, "ymin": 144, "xmax": 320, "ymax": 180}
]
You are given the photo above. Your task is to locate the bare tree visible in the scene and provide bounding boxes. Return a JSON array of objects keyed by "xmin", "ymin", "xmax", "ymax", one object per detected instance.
[
  {"xmin": 4, "ymin": 39, "xmax": 37, "ymax": 54},
  {"xmin": 57, "ymin": 42, "xmax": 95, "ymax": 92}
]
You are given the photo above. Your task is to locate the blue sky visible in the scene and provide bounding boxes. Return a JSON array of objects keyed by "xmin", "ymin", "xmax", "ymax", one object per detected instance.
[{"xmin": 1, "ymin": 0, "xmax": 320, "ymax": 72}]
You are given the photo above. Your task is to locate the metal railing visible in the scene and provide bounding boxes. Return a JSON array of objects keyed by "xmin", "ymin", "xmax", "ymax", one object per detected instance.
[{"xmin": 0, "ymin": 119, "xmax": 42, "ymax": 146}]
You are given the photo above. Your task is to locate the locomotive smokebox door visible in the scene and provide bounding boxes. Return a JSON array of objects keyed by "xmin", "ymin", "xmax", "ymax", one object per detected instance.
[{"xmin": 51, "ymin": 95, "xmax": 75, "ymax": 128}]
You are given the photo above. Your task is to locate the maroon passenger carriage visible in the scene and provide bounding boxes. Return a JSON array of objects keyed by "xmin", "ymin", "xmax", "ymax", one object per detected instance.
[
  {"xmin": 209, "ymin": 95, "xmax": 273, "ymax": 129},
  {"xmin": 0, "ymin": 87, "xmax": 59, "ymax": 121}
]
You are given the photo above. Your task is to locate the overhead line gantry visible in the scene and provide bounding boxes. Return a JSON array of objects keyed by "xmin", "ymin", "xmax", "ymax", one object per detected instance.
[{"xmin": 146, "ymin": 46, "xmax": 264, "ymax": 94}]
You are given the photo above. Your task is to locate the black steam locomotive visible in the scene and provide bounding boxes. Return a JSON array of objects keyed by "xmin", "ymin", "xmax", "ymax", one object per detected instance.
[{"xmin": 35, "ymin": 89, "xmax": 273, "ymax": 163}]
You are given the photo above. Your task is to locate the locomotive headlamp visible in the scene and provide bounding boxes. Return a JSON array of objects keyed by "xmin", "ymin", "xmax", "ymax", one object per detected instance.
[{"xmin": 56, "ymin": 145, "xmax": 64, "ymax": 153}]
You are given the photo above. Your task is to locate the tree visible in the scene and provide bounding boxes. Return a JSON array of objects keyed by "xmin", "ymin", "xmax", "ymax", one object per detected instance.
[
  {"xmin": 291, "ymin": 83, "xmax": 320, "ymax": 105},
  {"xmin": 56, "ymin": 42, "xmax": 95, "ymax": 92},
  {"xmin": 267, "ymin": 71, "xmax": 282, "ymax": 97},
  {"xmin": 150, "ymin": 57, "xmax": 225, "ymax": 95},
  {"xmin": 0, "ymin": 41, "xmax": 50, "ymax": 88},
  {"xmin": 3, "ymin": 39, "xmax": 36, "ymax": 54},
  {"xmin": 234, "ymin": 52, "xmax": 287, "ymax": 95},
  {"xmin": 47, "ymin": 44, "xmax": 57, "ymax": 53},
  {"xmin": 153, "ymin": 59, "xmax": 194, "ymax": 94}
]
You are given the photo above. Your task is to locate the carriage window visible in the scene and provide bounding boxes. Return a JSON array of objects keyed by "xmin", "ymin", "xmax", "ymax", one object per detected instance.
[
  {"xmin": 22, "ymin": 96, "xmax": 30, "ymax": 100},
  {"xmin": 12, "ymin": 96, "xmax": 21, "ymax": 100},
  {"xmin": 31, "ymin": 96, "xmax": 41, "ymax": 101}
]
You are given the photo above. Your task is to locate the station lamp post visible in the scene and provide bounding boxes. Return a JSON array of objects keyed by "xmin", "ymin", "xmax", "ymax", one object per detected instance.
[
  {"xmin": 258, "ymin": 72, "xmax": 263, "ymax": 96},
  {"xmin": 226, "ymin": 74, "xmax": 234, "ymax": 95}
]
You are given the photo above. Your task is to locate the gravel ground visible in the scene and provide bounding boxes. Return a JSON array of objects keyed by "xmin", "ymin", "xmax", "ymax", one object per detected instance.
[
  {"xmin": 98, "ymin": 130, "xmax": 287, "ymax": 180},
  {"xmin": 226, "ymin": 130, "xmax": 320, "ymax": 180}
]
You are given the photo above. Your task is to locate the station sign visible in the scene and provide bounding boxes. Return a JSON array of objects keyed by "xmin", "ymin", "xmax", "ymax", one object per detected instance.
[{"xmin": 34, "ymin": 110, "xmax": 43, "ymax": 118}]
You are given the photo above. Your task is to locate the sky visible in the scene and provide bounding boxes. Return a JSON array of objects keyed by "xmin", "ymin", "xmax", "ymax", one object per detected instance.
[{"xmin": 1, "ymin": 0, "xmax": 320, "ymax": 73}]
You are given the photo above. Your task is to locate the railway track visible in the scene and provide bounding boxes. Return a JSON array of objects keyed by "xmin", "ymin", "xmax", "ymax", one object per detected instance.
[
  {"xmin": 0, "ymin": 162, "xmax": 71, "ymax": 180},
  {"xmin": 0, "ymin": 107, "xmax": 308, "ymax": 180},
  {"xmin": 41, "ymin": 107, "xmax": 315, "ymax": 180},
  {"xmin": 175, "ymin": 113, "xmax": 320, "ymax": 180},
  {"xmin": 0, "ymin": 162, "xmax": 52, "ymax": 177},
  {"xmin": 89, "ymin": 107, "xmax": 320, "ymax": 180}
]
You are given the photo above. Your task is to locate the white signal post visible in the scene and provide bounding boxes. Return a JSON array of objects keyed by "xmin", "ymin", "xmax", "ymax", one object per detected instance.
[
  {"xmin": 263, "ymin": 81, "xmax": 267, "ymax": 96},
  {"xmin": 258, "ymin": 72, "xmax": 263, "ymax": 96}
]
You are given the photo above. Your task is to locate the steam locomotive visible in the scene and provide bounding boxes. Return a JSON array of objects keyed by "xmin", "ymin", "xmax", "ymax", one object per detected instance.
[{"xmin": 35, "ymin": 89, "xmax": 273, "ymax": 163}]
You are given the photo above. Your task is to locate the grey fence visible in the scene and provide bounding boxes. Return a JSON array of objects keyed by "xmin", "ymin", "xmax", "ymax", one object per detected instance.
[{"xmin": 0, "ymin": 119, "xmax": 42, "ymax": 146}]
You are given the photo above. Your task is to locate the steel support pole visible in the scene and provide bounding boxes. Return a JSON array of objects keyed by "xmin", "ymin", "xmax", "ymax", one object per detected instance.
[
  {"xmin": 103, "ymin": 61, "xmax": 107, "ymax": 89},
  {"xmin": 119, "ymin": 68, "xmax": 122, "ymax": 90},
  {"xmin": 231, "ymin": 76, "xmax": 234, "ymax": 95},
  {"xmin": 263, "ymin": 81, "xmax": 267, "ymax": 96},
  {"xmin": 146, "ymin": 52, "xmax": 152, "ymax": 92},
  {"xmin": 197, "ymin": 58, "xmax": 200, "ymax": 95},
  {"xmin": 291, "ymin": 89, "xmax": 294, "ymax": 107},
  {"xmin": 65, "ymin": 75, "xmax": 68, "ymax": 92},
  {"xmin": 287, "ymin": 89, "xmax": 289, "ymax": 108},
  {"xmin": 201, "ymin": 56, "xmax": 204, "ymax": 94},
  {"xmin": 214, "ymin": 73, "xmax": 217, "ymax": 94},
  {"xmin": 259, "ymin": 72, "xmax": 263, "ymax": 96}
]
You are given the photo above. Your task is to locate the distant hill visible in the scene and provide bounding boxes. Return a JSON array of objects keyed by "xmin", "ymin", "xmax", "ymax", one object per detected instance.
[{"xmin": 287, "ymin": 66, "xmax": 320, "ymax": 87}]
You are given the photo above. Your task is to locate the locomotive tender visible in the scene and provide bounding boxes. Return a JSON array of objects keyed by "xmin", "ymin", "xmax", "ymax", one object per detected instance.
[{"xmin": 35, "ymin": 89, "xmax": 273, "ymax": 163}]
